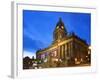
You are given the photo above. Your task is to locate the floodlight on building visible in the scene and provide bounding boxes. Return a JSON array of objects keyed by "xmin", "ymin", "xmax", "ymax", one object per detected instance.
[
  {"xmin": 86, "ymin": 56, "xmax": 88, "ymax": 58},
  {"xmin": 81, "ymin": 58, "xmax": 83, "ymax": 62}
]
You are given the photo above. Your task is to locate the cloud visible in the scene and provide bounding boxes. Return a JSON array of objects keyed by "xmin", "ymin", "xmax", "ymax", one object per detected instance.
[{"xmin": 23, "ymin": 34, "xmax": 47, "ymax": 52}]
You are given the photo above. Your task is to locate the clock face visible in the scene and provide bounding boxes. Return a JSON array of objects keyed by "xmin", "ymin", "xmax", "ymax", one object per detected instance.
[
  {"xmin": 61, "ymin": 26, "xmax": 64, "ymax": 29},
  {"xmin": 56, "ymin": 26, "xmax": 59, "ymax": 29}
]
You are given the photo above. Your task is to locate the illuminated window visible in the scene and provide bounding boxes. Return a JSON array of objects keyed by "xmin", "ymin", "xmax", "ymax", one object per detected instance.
[
  {"xmin": 86, "ymin": 56, "xmax": 88, "ymax": 58},
  {"xmin": 81, "ymin": 58, "xmax": 83, "ymax": 62},
  {"xmin": 54, "ymin": 51, "xmax": 57, "ymax": 57},
  {"xmin": 41, "ymin": 54, "xmax": 45, "ymax": 59},
  {"xmin": 75, "ymin": 58, "xmax": 77, "ymax": 62},
  {"xmin": 51, "ymin": 51, "xmax": 57, "ymax": 57},
  {"xmin": 51, "ymin": 53, "xmax": 53, "ymax": 56}
]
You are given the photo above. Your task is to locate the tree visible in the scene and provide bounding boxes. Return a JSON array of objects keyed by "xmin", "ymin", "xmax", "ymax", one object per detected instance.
[{"xmin": 23, "ymin": 56, "xmax": 32, "ymax": 69}]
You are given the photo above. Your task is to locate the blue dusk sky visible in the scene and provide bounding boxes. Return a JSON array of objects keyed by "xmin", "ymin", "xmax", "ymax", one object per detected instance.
[{"xmin": 23, "ymin": 10, "xmax": 91, "ymax": 58}]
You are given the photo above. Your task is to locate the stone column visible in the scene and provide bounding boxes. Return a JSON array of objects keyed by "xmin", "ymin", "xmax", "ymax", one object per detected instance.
[
  {"xmin": 62, "ymin": 45, "xmax": 63, "ymax": 59},
  {"xmin": 60, "ymin": 46, "xmax": 62, "ymax": 59},
  {"xmin": 65, "ymin": 43, "xmax": 67, "ymax": 60},
  {"xmin": 64, "ymin": 43, "xmax": 68, "ymax": 66},
  {"xmin": 63, "ymin": 44, "xmax": 65, "ymax": 60},
  {"xmin": 58, "ymin": 46, "xmax": 61, "ymax": 59}
]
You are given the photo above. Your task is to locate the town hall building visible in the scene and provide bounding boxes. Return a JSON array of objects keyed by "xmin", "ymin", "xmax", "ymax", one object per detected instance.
[{"xmin": 36, "ymin": 18, "xmax": 91, "ymax": 68}]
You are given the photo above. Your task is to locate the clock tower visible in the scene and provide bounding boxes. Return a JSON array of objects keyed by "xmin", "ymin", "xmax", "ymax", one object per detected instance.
[{"xmin": 53, "ymin": 18, "xmax": 67, "ymax": 42}]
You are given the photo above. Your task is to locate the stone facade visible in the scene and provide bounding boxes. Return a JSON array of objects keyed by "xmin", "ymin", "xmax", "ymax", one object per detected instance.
[{"xmin": 36, "ymin": 18, "xmax": 91, "ymax": 68}]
